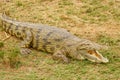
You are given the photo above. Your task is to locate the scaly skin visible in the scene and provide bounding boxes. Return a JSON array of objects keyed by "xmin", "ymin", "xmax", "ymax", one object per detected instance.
[{"xmin": 0, "ymin": 14, "xmax": 109, "ymax": 63}]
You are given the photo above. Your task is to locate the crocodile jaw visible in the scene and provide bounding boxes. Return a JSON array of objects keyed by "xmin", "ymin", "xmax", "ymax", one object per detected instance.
[{"xmin": 80, "ymin": 50, "xmax": 109, "ymax": 63}]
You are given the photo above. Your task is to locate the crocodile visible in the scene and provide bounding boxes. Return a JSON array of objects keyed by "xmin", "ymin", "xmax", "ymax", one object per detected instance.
[{"xmin": 0, "ymin": 13, "xmax": 109, "ymax": 63}]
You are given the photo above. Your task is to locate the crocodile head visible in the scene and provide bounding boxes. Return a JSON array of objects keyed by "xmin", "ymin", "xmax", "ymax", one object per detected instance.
[{"xmin": 77, "ymin": 40, "xmax": 109, "ymax": 63}]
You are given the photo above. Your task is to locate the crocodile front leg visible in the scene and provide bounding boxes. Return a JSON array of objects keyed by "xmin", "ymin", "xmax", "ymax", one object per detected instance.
[
  {"xmin": 69, "ymin": 49, "xmax": 85, "ymax": 60},
  {"xmin": 76, "ymin": 54, "xmax": 85, "ymax": 60},
  {"xmin": 69, "ymin": 52, "xmax": 85, "ymax": 61},
  {"xmin": 20, "ymin": 30, "xmax": 32, "ymax": 54},
  {"xmin": 52, "ymin": 50, "xmax": 69, "ymax": 63}
]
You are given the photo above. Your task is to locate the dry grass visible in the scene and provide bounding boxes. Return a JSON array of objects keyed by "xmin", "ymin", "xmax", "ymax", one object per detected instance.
[{"xmin": 0, "ymin": 0, "xmax": 120, "ymax": 80}]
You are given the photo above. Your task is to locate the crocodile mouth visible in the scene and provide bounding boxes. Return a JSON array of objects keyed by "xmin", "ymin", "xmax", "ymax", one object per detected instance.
[
  {"xmin": 80, "ymin": 50, "xmax": 109, "ymax": 63},
  {"xmin": 87, "ymin": 50, "xmax": 109, "ymax": 63}
]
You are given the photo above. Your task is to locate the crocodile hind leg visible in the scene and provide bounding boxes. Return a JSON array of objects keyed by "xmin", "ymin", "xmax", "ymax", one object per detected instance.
[
  {"xmin": 52, "ymin": 50, "xmax": 69, "ymax": 63},
  {"xmin": 2, "ymin": 32, "xmax": 11, "ymax": 42},
  {"xmin": 20, "ymin": 30, "xmax": 32, "ymax": 55}
]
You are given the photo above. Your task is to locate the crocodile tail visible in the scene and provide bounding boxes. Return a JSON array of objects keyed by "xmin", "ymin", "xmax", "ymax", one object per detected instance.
[
  {"xmin": 0, "ymin": 13, "xmax": 5, "ymax": 20},
  {"xmin": 0, "ymin": 11, "xmax": 12, "ymax": 21},
  {"xmin": 1, "ymin": 13, "xmax": 8, "ymax": 20}
]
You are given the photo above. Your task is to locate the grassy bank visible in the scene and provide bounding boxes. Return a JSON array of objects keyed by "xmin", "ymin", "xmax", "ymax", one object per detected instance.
[{"xmin": 0, "ymin": 0, "xmax": 120, "ymax": 80}]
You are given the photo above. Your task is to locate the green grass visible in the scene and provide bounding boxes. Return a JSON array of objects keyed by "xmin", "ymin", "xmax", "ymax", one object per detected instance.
[
  {"xmin": 0, "ymin": 48, "xmax": 22, "ymax": 69},
  {"xmin": 7, "ymin": 48, "xmax": 22, "ymax": 68},
  {"xmin": 0, "ymin": 42, "xmax": 4, "ymax": 48},
  {"xmin": 0, "ymin": 0, "xmax": 120, "ymax": 80},
  {"xmin": 97, "ymin": 34, "xmax": 120, "ymax": 46},
  {"xmin": 16, "ymin": 1, "xmax": 23, "ymax": 7},
  {"xmin": 0, "ymin": 51, "xmax": 4, "ymax": 59}
]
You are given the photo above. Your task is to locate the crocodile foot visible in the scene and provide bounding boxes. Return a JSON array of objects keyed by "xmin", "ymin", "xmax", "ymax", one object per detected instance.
[{"xmin": 20, "ymin": 48, "xmax": 31, "ymax": 54}]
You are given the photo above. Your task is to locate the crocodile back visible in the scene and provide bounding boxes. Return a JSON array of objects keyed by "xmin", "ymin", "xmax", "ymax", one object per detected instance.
[{"xmin": 0, "ymin": 14, "xmax": 80, "ymax": 53}]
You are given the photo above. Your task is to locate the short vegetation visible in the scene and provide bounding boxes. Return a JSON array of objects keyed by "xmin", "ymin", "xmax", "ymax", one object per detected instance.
[{"xmin": 0, "ymin": 0, "xmax": 120, "ymax": 80}]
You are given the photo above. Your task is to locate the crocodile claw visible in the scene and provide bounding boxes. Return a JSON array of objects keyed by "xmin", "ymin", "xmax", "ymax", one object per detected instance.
[{"xmin": 20, "ymin": 48, "xmax": 31, "ymax": 55}]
